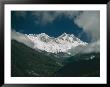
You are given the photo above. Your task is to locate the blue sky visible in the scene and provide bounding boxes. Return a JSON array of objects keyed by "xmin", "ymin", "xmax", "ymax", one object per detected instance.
[{"xmin": 11, "ymin": 11, "xmax": 100, "ymax": 43}]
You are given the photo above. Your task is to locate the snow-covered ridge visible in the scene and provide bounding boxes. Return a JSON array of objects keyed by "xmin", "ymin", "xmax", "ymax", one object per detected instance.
[{"xmin": 25, "ymin": 33, "xmax": 88, "ymax": 54}]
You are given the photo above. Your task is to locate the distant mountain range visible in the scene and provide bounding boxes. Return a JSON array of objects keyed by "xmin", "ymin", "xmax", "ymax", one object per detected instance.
[
  {"xmin": 25, "ymin": 33, "xmax": 88, "ymax": 54},
  {"xmin": 12, "ymin": 32, "xmax": 88, "ymax": 55},
  {"xmin": 11, "ymin": 40, "xmax": 100, "ymax": 77}
]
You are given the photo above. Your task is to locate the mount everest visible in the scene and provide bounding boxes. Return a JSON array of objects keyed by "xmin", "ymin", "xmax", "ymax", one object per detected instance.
[
  {"xmin": 12, "ymin": 31, "xmax": 101, "ymax": 58},
  {"xmin": 12, "ymin": 31, "xmax": 88, "ymax": 55},
  {"xmin": 25, "ymin": 33, "xmax": 88, "ymax": 54}
]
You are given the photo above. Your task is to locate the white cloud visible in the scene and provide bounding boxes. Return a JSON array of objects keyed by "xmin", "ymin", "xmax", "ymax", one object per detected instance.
[
  {"xmin": 82, "ymin": 40, "xmax": 100, "ymax": 53},
  {"xmin": 11, "ymin": 30, "xmax": 34, "ymax": 48},
  {"xmin": 68, "ymin": 40, "xmax": 100, "ymax": 56},
  {"xmin": 31, "ymin": 11, "xmax": 81, "ymax": 25},
  {"xmin": 31, "ymin": 11, "xmax": 100, "ymax": 42},
  {"xmin": 14, "ymin": 11, "xmax": 81, "ymax": 24},
  {"xmin": 74, "ymin": 11, "xmax": 100, "ymax": 41},
  {"xmin": 32, "ymin": 11, "xmax": 59, "ymax": 25}
]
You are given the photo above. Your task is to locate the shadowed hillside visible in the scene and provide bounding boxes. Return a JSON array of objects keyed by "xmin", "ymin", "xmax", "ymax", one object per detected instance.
[
  {"xmin": 55, "ymin": 53, "xmax": 100, "ymax": 77},
  {"xmin": 11, "ymin": 40, "xmax": 61, "ymax": 77},
  {"xmin": 11, "ymin": 40, "xmax": 100, "ymax": 77}
]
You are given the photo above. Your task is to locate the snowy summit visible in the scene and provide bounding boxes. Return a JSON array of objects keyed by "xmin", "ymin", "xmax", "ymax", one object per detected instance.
[{"xmin": 25, "ymin": 33, "xmax": 88, "ymax": 54}]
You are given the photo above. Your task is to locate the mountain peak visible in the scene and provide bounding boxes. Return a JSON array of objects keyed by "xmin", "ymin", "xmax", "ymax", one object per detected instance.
[
  {"xmin": 58, "ymin": 33, "xmax": 79, "ymax": 43},
  {"xmin": 62, "ymin": 32, "xmax": 67, "ymax": 36},
  {"xmin": 59, "ymin": 33, "xmax": 75, "ymax": 38},
  {"xmin": 38, "ymin": 33, "xmax": 48, "ymax": 36},
  {"xmin": 25, "ymin": 33, "xmax": 88, "ymax": 54}
]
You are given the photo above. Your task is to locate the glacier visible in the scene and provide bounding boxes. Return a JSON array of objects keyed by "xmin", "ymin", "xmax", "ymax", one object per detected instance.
[{"xmin": 24, "ymin": 33, "xmax": 88, "ymax": 54}]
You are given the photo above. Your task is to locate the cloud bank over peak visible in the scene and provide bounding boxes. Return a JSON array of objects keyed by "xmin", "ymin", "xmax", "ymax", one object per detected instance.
[
  {"xmin": 11, "ymin": 30, "xmax": 34, "ymax": 48},
  {"xmin": 11, "ymin": 30, "xmax": 100, "ymax": 55},
  {"xmin": 32, "ymin": 11, "xmax": 100, "ymax": 41},
  {"xmin": 74, "ymin": 11, "xmax": 100, "ymax": 42},
  {"xmin": 82, "ymin": 40, "xmax": 100, "ymax": 53},
  {"xmin": 68, "ymin": 40, "xmax": 100, "ymax": 56},
  {"xmin": 14, "ymin": 11, "xmax": 100, "ymax": 42},
  {"xmin": 31, "ymin": 11, "xmax": 81, "ymax": 25}
]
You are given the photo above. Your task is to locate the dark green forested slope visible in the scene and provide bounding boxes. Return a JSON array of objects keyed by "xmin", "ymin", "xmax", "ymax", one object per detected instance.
[
  {"xmin": 11, "ymin": 40, "xmax": 62, "ymax": 77},
  {"xmin": 11, "ymin": 40, "xmax": 100, "ymax": 77},
  {"xmin": 55, "ymin": 53, "xmax": 100, "ymax": 77}
]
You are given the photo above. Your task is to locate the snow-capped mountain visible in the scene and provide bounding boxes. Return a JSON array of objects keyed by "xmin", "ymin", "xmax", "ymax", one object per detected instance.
[{"xmin": 25, "ymin": 33, "xmax": 88, "ymax": 54}]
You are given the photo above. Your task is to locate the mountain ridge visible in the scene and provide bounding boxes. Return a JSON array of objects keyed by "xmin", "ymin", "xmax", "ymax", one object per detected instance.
[{"xmin": 25, "ymin": 33, "xmax": 88, "ymax": 54}]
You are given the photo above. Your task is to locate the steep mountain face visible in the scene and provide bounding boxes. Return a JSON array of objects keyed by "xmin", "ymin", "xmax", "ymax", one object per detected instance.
[{"xmin": 25, "ymin": 33, "xmax": 88, "ymax": 54}]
